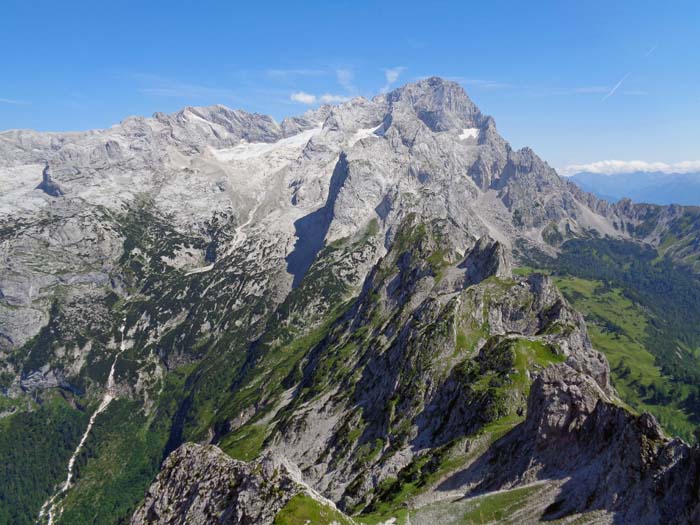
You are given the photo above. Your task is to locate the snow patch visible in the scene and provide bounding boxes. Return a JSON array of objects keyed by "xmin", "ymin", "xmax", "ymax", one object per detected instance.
[
  {"xmin": 459, "ymin": 128, "xmax": 480, "ymax": 141},
  {"xmin": 212, "ymin": 126, "xmax": 322, "ymax": 162},
  {"xmin": 349, "ymin": 124, "xmax": 384, "ymax": 146},
  {"xmin": 185, "ymin": 264, "xmax": 214, "ymax": 276}
]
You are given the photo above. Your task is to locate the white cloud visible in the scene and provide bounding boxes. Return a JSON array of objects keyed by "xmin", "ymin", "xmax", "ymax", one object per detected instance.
[
  {"xmin": 335, "ymin": 68, "xmax": 355, "ymax": 92},
  {"xmin": 290, "ymin": 91, "xmax": 349, "ymax": 105},
  {"xmin": 287, "ymin": 67, "xmax": 355, "ymax": 105},
  {"xmin": 290, "ymin": 91, "xmax": 317, "ymax": 104},
  {"xmin": 381, "ymin": 67, "xmax": 406, "ymax": 92},
  {"xmin": 0, "ymin": 97, "xmax": 30, "ymax": 105},
  {"xmin": 559, "ymin": 160, "xmax": 700, "ymax": 177},
  {"xmin": 385, "ymin": 68, "xmax": 403, "ymax": 84}
]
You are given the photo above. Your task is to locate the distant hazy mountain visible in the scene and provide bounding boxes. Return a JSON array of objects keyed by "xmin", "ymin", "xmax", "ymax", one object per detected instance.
[{"xmin": 569, "ymin": 171, "xmax": 700, "ymax": 205}]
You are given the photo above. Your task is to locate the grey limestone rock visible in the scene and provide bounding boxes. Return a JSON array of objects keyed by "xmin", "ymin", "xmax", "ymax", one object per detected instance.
[{"xmin": 131, "ymin": 443, "xmax": 347, "ymax": 525}]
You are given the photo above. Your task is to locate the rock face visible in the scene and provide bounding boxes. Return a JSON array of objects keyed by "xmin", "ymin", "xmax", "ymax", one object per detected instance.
[
  {"xmin": 524, "ymin": 366, "xmax": 700, "ymax": 524},
  {"xmin": 131, "ymin": 443, "xmax": 352, "ymax": 525},
  {"xmin": 460, "ymin": 235, "xmax": 512, "ymax": 284},
  {"xmin": 449, "ymin": 363, "xmax": 700, "ymax": 524},
  {"xmin": 257, "ymin": 219, "xmax": 614, "ymax": 509},
  {"xmin": 36, "ymin": 164, "xmax": 64, "ymax": 197},
  {"xmin": 131, "ymin": 444, "xmax": 302, "ymax": 525}
]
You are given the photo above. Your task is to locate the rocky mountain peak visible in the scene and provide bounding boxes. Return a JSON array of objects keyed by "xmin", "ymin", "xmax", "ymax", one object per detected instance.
[
  {"xmin": 165, "ymin": 104, "xmax": 283, "ymax": 143},
  {"xmin": 384, "ymin": 76, "xmax": 484, "ymax": 132}
]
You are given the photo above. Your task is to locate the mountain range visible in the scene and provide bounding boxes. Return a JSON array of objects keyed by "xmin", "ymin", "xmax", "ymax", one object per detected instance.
[
  {"xmin": 1, "ymin": 77, "xmax": 700, "ymax": 524},
  {"xmin": 568, "ymin": 171, "xmax": 700, "ymax": 206}
]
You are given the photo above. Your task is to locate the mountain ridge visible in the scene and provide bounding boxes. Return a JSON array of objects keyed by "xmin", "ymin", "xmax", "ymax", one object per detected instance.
[
  {"xmin": 569, "ymin": 170, "xmax": 700, "ymax": 206},
  {"xmin": 3, "ymin": 77, "xmax": 698, "ymax": 355}
]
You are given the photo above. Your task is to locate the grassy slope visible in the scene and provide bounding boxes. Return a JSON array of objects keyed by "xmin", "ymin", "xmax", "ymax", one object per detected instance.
[
  {"xmin": 555, "ymin": 275, "xmax": 696, "ymax": 440},
  {"xmin": 274, "ymin": 494, "xmax": 355, "ymax": 525}
]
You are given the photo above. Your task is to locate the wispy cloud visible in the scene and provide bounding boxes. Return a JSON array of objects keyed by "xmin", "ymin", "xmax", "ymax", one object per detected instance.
[
  {"xmin": 449, "ymin": 78, "xmax": 618, "ymax": 97},
  {"xmin": 593, "ymin": 45, "xmax": 655, "ymax": 103},
  {"xmin": 290, "ymin": 91, "xmax": 317, "ymax": 104},
  {"xmin": 289, "ymin": 91, "xmax": 349, "ymax": 105},
  {"xmin": 446, "ymin": 76, "xmax": 643, "ymax": 100},
  {"xmin": 381, "ymin": 66, "xmax": 406, "ymax": 92},
  {"xmin": 133, "ymin": 73, "xmax": 238, "ymax": 101},
  {"xmin": 286, "ymin": 66, "xmax": 357, "ymax": 105},
  {"xmin": 601, "ymin": 73, "xmax": 630, "ymax": 101},
  {"xmin": 561, "ymin": 83, "xmax": 649, "ymax": 96},
  {"xmin": 319, "ymin": 93, "xmax": 350, "ymax": 103},
  {"xmin": 560, "ymin": 160, "xmax": 700, "ymax": 177},
  {"xmin": 335, "ymin": 68, "xmax": 356, "ymax": 93},
  {"xmin": 0, "ymin": 97, "xmax": 30, "ymax": 105}
]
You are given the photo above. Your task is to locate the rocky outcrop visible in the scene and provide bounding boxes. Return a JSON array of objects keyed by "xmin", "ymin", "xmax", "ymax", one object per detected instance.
[
  {"xmin": 260, "ymin": 222, "xmax": 612, "ymax": 509},
  {"xmin": 36, "ymin": 164, "xmax": 64, "ymax": 197},
  {"xmin": 131, "ymin": 444, "xmax": 309, "ymax": 525},
  {"xmin": 460, "ymin": 235, "xmax": 512, "ymax": 284},
  {"xmin": 526, "ymin": 365, "xmax": 700, "ymax": 524},
  {"xmin": 446, "ymin": 363, "xmax": 700, "ymax": 524}
]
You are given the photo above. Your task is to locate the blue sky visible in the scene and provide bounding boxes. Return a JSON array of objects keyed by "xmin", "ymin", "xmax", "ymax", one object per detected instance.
[{"xmin": 1, "ymin": 0, "xmax": 698, "ymax": 170}]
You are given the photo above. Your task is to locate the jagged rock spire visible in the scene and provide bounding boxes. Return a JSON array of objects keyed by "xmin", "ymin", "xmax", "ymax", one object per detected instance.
[
  {"xmin": 460, "ymin": 235, "xmax": 512, "ymax": 284},
  {"xmin": 36, "ymin": 163, "xmax": 64, "ymax": 197}
]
